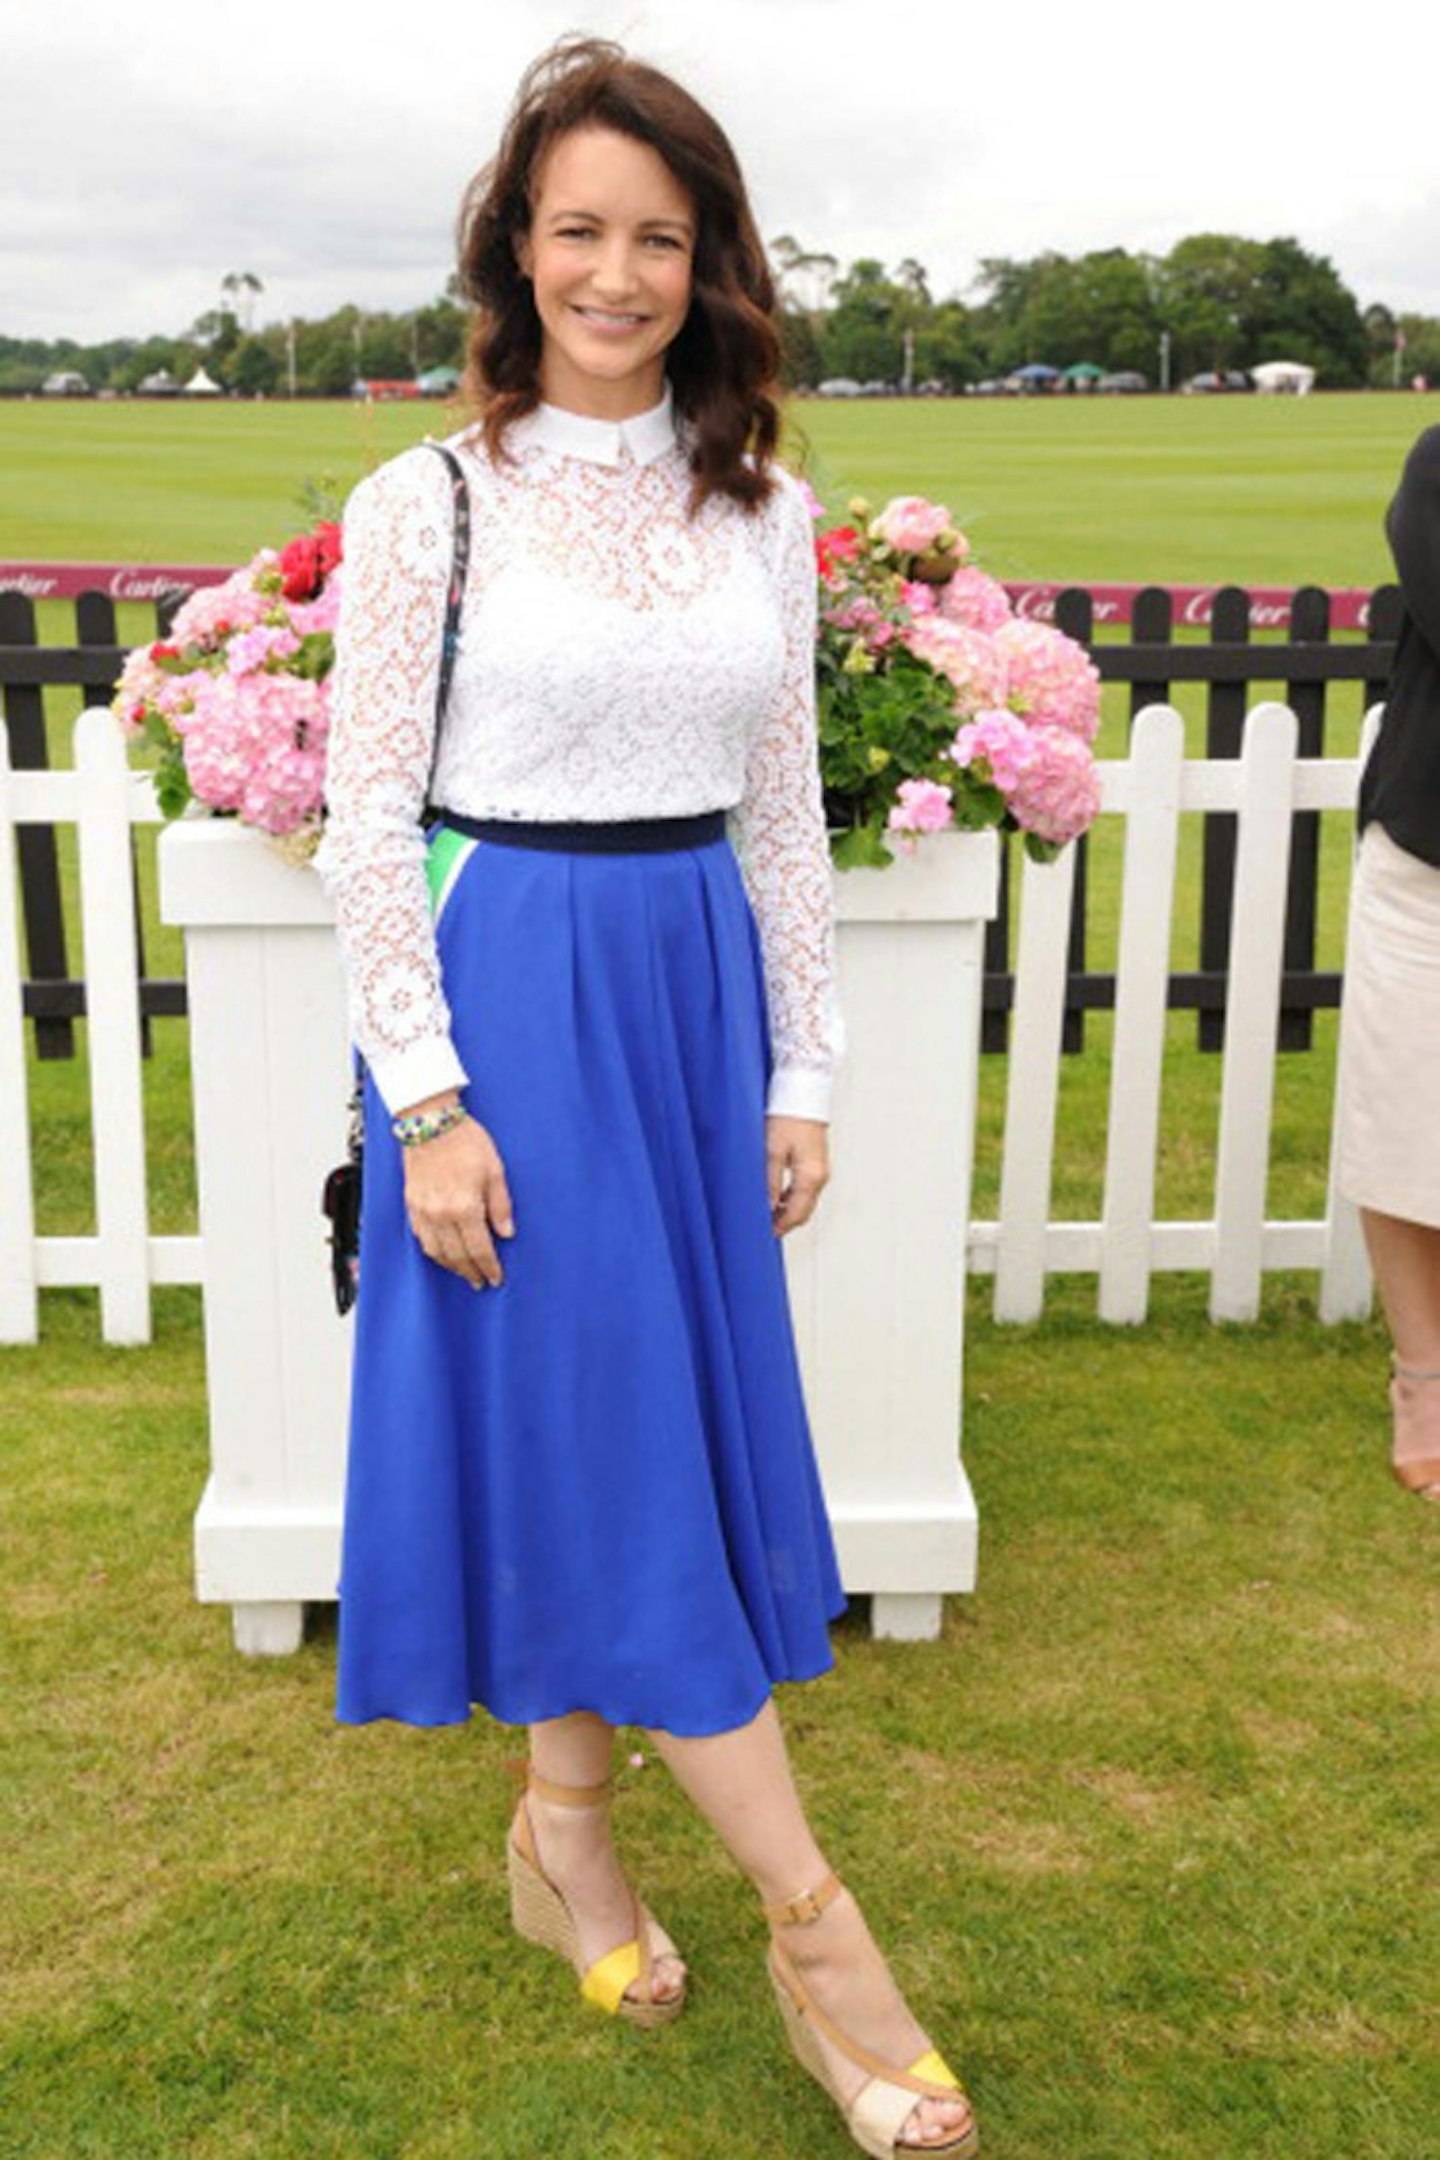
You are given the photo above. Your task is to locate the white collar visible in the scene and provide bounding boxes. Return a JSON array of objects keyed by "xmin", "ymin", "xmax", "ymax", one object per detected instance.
[{"xmin": 509, "ymin": 381, "xmax": 678, "ymax": 467}]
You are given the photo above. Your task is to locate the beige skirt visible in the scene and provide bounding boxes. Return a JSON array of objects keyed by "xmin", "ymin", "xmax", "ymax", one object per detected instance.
[{"xmin": 1334, "ymin": 820, "xmax": 1440, "ymax": 1227}]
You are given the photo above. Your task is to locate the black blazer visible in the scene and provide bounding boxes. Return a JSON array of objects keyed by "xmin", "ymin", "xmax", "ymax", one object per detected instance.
[{"xmin": 1358, "ymin": 425, "xmax": 1440, "ymax": 866}]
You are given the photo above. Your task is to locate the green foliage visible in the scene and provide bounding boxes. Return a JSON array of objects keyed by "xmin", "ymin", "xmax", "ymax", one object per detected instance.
[{"xmin": 294, "ymin": 470, "xmax": 347, "ymax": 524}]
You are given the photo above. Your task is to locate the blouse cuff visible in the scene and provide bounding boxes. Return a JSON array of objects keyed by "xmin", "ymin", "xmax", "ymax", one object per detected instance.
[
  {"xmin": 766, "ymin": 1063, "xmax": 833, "ymax": 1123},
  {"xmin": 364, "ymin": 1036, "xmax": 472, "ymax": 1121}
]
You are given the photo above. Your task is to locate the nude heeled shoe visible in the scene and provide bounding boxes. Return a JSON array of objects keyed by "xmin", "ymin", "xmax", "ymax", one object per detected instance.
[
  {"xmin": 504, "ymin": 1759, "xmax": 687, "ymax": 2027},
  {"xmin": 762, "ymin": 1872, "xmax": 978, "ymax": 2159},
  {"xmin": 1389, "ymin": 1360, "xmax": 1440, "ymax": 1500}
]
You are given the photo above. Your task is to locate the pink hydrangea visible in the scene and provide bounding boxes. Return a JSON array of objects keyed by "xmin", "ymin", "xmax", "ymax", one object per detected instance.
[
  {"xmin": 993, "ymin": 618, "xmax": 1102, "ymax": 743},
  {"xmin": 825, "ymin": 593, "xmax": 896, "ymax": 650},
  {"xmin": 180, "ymin": 670, "xmax": 330, "ymax": 835},
  {"xmin": 168, "ymin": 569, "xmax": 273, "ymax": 649},
  {"xmin": 938, "ymin": 566, "xmax": 1013, "ymax": 635},
  {"xmin": 904, "ymin": 617, "xmax": 1006, "ymax": 712},
  {"xmin": 226, "ymin": 623, "xmax": 302, "ymax": 676},
  {"xmin": 951, "ymin": 712, "xmax": 1100, "ymax": 847},
  {"xmin": 871, "ymin": 496, "xmax": 958, "ymax": 556},
  {"xmin": 287, "ymin": 570, "xmax": 343, "ymax": 636},
  {"xmin": 887, "ymin": 777, "xmax": 955, "ymax": 841},
  {"xmin": 899, "ymin": 578, "xmax": 938, "ymax": 618}
]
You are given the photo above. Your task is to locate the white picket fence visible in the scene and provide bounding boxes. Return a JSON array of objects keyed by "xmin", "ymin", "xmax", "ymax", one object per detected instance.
[
  {"xmin": 2, "ymin": 701, "xmax": 1374, "ymax": 1346},
  {"xmin": 969, "ymin": 700, "xmax": 1375, "ymax": 1326}
]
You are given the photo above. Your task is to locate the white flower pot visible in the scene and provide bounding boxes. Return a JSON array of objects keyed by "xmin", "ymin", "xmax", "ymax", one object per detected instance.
[{"xmin": 160, "ymin": 818, "xmax": 998, "ymax": 1652}]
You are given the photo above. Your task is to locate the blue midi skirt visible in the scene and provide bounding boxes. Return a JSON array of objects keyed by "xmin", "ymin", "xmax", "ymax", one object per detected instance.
[{"xmin": 334, "ymin": 811, "xmax": 848, "ymax": 1736}]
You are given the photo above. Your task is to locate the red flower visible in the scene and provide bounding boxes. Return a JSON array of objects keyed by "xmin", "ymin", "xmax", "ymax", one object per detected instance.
[
  {"xmin": 280, "ymin": 520, "xmax": 344, "ymax": 601},
  {"xmin": 816, "ymin": 525, "xmax": 861, "ymax": 579},
  {"xmin": 315, "ymin": 520, "xmax": 343, "ymax": 579},
  {"xmin": 150, "ymin": 641, "xmax": 180, "ymax": 661},
  {"xmin": 279, "ymin": 533, "xmax": 322, "ymax": 601}
]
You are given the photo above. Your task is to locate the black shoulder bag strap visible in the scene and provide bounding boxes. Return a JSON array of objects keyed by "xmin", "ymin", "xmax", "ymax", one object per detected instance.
[{"xmin": 324, "ymin": 440, "xmax": 472, "ymax": 1314}]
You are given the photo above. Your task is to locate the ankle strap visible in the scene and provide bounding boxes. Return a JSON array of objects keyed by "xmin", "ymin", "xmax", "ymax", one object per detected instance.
[
  {"xmin": 505, "ymin": 1755, "xmax": 614, "ymax": 1808},
  {"xmin": 763, "ymin": 1870, "xmax": 844, "ymax": 1929},
  {"xmin": 1393, "ymin": 1361, "xmax": 1440, "ymax": 1383}
]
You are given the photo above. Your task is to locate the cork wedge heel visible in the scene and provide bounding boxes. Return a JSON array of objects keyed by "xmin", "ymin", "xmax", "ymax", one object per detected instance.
[
  {"xmin": 504, "ymin": 1760, "xmax": 686, "ymax": 2029},
  {"xmin": 763, "ymin": 1873, "xmax": 977, "ymax": 2160}
]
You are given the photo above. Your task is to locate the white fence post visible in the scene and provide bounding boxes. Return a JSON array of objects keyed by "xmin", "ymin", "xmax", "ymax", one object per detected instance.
[
  {"xmin": 993, "ymin": 845, "xmax": 1076, "ymax": 1322},
  {"xmin": 74, "ymin": 710, "xmax": 152, "ymax": 1344},
  {"xmin": 1210, "ymin": 704, "xmax": 1298, "ymax": 1322},
  {"xmin": 1099, "ymin": 706, "xmax": 1185, "ymax": 1324},
  {"xmin": 0, "ymin": 727, "xmax": 39, "ymax": 1343}
]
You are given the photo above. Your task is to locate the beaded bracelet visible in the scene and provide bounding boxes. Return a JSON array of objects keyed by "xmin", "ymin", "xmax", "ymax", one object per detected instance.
[{"xmin": 392, "ymin": 1101, "xmax": 470, "ymax": 1148}]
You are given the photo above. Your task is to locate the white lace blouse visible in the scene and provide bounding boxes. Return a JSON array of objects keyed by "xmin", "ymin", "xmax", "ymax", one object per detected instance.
[{"xmin": 313, "ymin": 381, "xmax": 845, "ymax": 1123}]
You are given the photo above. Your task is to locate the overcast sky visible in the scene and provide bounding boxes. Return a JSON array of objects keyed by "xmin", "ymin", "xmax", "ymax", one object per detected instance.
[{"xmin": 6, "ymin": 0, "xmax": 1436, "ymax": 347}]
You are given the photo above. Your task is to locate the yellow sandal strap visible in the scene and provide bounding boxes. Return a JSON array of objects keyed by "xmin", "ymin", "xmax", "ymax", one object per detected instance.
[
  {"xmin": 580, "ymin": 1938, "xmax": 643, "ymax": 2014},
  {"xmin": 580, "ymin": 1881, "xmax": 655, "ymax": 2014}
]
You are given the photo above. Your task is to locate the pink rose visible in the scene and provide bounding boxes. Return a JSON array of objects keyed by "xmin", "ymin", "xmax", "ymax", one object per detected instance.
[{"xmin": 871, "ymin": 496, "xmax": 956, "ymax": 556}]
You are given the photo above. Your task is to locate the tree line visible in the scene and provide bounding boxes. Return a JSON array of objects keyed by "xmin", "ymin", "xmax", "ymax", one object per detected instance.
[
  {"xmin": 775, "ymin": 234, "xmax": 1432, "ymax": 389},
  {"xmin": 3, "ymin": 233, "xmax": 1435, "ymax": 398}
]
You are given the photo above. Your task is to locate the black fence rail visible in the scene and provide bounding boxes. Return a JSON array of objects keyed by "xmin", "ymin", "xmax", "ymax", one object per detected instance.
[
  {"xmin": 3, "ymin": 581, "xmax": 1403, "ymax": 1063},
  {"xmin": 982, "ymin": 581, "xmax": 1402, "ymax": 1054},
  {"xmin": 2, "ymin": 588, "xmax": 183, "ymax": 1060}
]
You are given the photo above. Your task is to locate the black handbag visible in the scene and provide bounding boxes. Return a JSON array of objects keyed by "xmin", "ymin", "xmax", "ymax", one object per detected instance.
[{"xmin": 321, "ymin": 441, "xmax": 472, "ymax": 1315}]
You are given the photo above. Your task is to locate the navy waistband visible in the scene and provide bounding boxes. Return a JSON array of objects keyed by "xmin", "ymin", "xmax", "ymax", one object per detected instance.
[{"xmin": 435, "ymin": 808, "xmax": 729, "ymax": 854}]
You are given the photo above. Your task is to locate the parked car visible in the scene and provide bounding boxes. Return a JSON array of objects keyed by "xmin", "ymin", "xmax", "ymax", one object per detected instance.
[
  {"xmin": 41, "ymin": 369, "xmax": 91, "ymax": 397},
  {"xmin": 1182, "ymin": 370, "xmax": 1253, "ymax": 394},
  {"xmin": 816, "ymin": 377, "xmax": 863, "ymax": 397},
  {"xmin": 1096, "ymin": 370, "xmax": 1148, "ymax": 394}
]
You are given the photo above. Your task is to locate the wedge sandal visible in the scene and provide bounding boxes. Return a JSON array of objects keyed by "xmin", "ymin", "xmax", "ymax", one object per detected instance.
[
  {"xmin": 504, "ymin": 1759, "xmax": 687, "ymax": 2028},
  {"xmin": 763, "ymin": 1872, "xmax": 977, "ymax": 2159}
]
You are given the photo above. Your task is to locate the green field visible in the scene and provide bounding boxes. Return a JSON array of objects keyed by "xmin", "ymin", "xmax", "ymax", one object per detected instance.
[
  {"xmin": 6, "ymin": 395, "xmax": 1438, "ymax": 2160},
  {"xmin": 0, "ymin": 389, "xmax": 1424, "ymax": 585}
]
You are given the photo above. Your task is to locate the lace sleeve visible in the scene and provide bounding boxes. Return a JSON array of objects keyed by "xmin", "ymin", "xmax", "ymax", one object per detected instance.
[
  {"xmin": 311, "ymin": 448, "xmax": 471, "ymax": 1117},
  {"xmin": 727, "ymin": 471, "xmax": 845, "ymax": 1121}
]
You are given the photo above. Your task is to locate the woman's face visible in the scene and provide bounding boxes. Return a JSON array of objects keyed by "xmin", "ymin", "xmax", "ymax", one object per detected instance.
[{"xmin": 515, "ymin": 124, "xmax": 696, "ymax": 419}]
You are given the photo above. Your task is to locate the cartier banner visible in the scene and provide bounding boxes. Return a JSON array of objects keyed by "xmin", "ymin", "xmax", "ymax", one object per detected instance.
[{"xmin": 0, "ymin": 561, "xmax": 1378, "ymax": 634}]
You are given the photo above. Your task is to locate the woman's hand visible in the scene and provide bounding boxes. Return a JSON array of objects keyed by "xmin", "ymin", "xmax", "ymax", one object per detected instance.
[
  {"xmin": 399, "ymin": 1095, "xmax": 515, "ymax": 1289},
  {"xmin": 766, "ymin": 1115, "xmax": 830, "ymax": 1237}
]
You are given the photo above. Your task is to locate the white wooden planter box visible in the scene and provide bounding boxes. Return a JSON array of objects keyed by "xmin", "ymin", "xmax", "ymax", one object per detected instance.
[{"xmin": 160, "ymin": 819, "xmax": 998, "ymax": 1656}]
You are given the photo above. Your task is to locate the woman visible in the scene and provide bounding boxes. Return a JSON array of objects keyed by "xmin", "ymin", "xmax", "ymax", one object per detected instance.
[
  {"xmin": 1336, "ymin": 422, "xmax": 1440, "ymax": 1500},
  {"xmin": 313, "ymin": 35, "xmax": 977, "ymax": 2159}
]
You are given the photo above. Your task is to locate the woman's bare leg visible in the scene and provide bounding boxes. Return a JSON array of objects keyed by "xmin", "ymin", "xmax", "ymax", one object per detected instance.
[
  {"xmin": 1362, "ymin": 1209, "xmax": 1440, "ymax": 1490},
  {"xmin": 1361, "ymin": 1209, "xmax": 1440, "ymax": 1363},
  {"xmin": 522, "ymin": 1710, "xmax": 686, "ymax": 2001},
  {"xmin": 645, "ymin": 1697, "xmax": 971, "ymax": 2149}
]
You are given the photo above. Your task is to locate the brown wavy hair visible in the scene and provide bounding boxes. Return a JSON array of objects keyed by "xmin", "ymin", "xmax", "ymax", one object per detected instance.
[{"xmin": 455, "ymin": 34, "xmax": 782, "ymax": 512}]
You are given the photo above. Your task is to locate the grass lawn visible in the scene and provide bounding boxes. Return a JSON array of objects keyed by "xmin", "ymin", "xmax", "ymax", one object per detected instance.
[
  {"xmin": 4, "ymin": 1281, "xmax": 1437, "ymax": 2160},
  {"xmin": 5, "ymin": 395, "xmax": 1438, "ymax": 2156}
]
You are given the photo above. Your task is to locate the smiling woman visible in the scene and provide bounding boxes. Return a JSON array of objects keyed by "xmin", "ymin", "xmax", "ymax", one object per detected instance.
[
  {"xmin": 455, "ymin": 36, "xmax": 783, "ymax": 509},
  {"xmin": 512, "ymin": 127, "xmax": 695, "ymax": 419},
  {"xmin": 312, "ymin": 32, "xmax": 978, "ymax": 2159}
]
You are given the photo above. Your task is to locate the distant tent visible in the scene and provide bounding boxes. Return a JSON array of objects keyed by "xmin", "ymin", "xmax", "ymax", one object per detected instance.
[
  {"xmin": 417, "ymin": 365, "xmax": 462, "ymax": 396},
  {"xmin": 1064, "ymin": 361, "xmax": 1104, "ymax": 381},
  {"xmin": 183, "ymin": 366, "xmax": 223, "ymax": 396},
  {"xmin": 1250, "ymin": 360, "xmax": 1315, "ymax": 396},
  {"xmin": 137, "ymin": 368, "xmax": 179, "ymax": 396}
]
